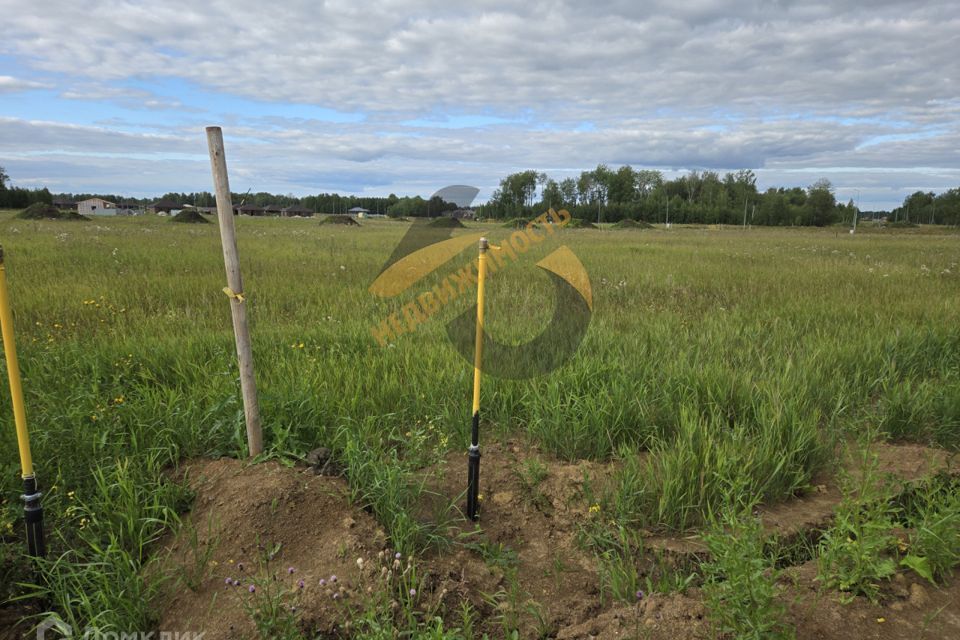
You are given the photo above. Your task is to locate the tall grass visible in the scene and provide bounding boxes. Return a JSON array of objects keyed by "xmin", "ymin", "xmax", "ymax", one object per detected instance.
[{"xmin": 0, "ymin": 213, "xmax": 958, "ymax": 627}]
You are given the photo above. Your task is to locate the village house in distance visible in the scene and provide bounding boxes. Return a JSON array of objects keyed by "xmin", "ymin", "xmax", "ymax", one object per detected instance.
[{"xmin": 76, "ymin": 197, "xmax": 115, "ymax": 215}]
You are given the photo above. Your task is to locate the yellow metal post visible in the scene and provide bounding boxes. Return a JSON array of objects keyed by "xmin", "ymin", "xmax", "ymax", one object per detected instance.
[
  {"xmin": 0, "ymin": 245, "xmax": 45, "ymax": 557},
  {"xmin": 466, "ymin": 237, "xmax": 488, "ymax": 520}
]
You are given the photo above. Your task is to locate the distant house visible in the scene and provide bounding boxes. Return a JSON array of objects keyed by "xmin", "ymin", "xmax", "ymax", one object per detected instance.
[
  {"xmin": 117, "ymin": 201, "xmax": 143, "ymax": 216},
  {"xmin": 237, "ymin": 203, "xmax": 264, "ymax": 216},
  {"xmin": 281, "ymin": 204, "xmax": 312, "ymax": 217},
  {"xmin": 77, "ymin": 198, "xmax": 116, "ymax": 215},
  {"xmin": 348, "ymin": 206, "xmax": 370, "ymax": 218},
  {"xmin": 149, "ymin": 199, "xmax": 180, "ymax": 215},
  {"xmin": 263, "ymin": 203, "xmax": 284, "ymax": 215}
]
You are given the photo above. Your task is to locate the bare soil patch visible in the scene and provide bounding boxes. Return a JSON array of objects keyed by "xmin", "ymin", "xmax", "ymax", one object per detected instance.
[{"xmin": 151, "ymin": 441, "xmax": 958, "ymax": 639}]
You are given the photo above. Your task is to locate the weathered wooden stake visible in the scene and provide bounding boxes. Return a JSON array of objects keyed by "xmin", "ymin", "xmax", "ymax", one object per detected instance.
[{"xmin": 205, "ymin": 126, "xmax": 263, "ymax": 457}]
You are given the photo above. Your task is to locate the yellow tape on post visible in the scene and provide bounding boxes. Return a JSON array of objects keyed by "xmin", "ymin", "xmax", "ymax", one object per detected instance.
[
  {"xmin": 0, "ymin": 248, "xmax": 34, "ymax": 479},
  {"xmin": 222, "ymin": 287, "xmax": 246, "ymax": 303}
]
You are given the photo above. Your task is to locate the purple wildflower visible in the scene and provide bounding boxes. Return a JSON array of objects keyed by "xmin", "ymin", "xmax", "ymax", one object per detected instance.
[
  {"xmin": 319, "ymin": 578, "xmax": 327, "ymax": 587},
  {"xmin": 330, "ymin": 575, "xmax": 338, "ymax": 583},
  {"xmin": 224, "ymin": 577, "xmax": 232, "ymax": 585},
  {"xmin": 248, "ymin": 584, "xmax": 256, "ymax": 593},
  {"xmin": 288, "ymin": 566, "xmax": 295, "ymax": 574},
  {"xmin": 332, "ymin": 592, "xmax": 340, "ymax": 600},
  {"xmin": 237, "ymin": 562, "xmax": 244, "ymax": 571},
  {"xmin": 409, "ymin": 588, "xmax": 417, "ymax": 597},
  {"xmin": 395, "ymin": 552, "xmax": 402, "ymax": 560},
  {"xmin": 297, "ymin": 579, "xmax": 305, "ymax": 590},
  {"xmin": 636, "ymin": 590, "xmax": 645, "ymax": 601},
  {"xmin": 232, "ymin": 579, "xmax": 240, "ymax": 587}
]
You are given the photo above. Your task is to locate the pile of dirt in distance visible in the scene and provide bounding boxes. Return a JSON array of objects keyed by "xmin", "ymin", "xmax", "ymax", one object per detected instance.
[
  {"xmin": 502, "ymin": 217, "xmax": 532, "ymax": 229},
  {"xmin": 16, "ymin": 203, "xmax": 89, "ymax": 221},
  {"xmin": 388, "ymin": 216, "xmax": 410, "ymax": 222},
  {"xmin": 320, "ymin": 214, "xmax": 360, "ymax": 226},
  {"xmin": 612, "ymin": 218, "xmax": 653, "ymax": 229},
  {"xmin": 427, "ymin": 216, "xmax": 465, "ymax": 228},
  {"xmin": 565, "ymin": 218, "xmax": 598, "ymax": 229},
  {"xmin": 171, "ymin": 209, "xmax": 211, "ymax": 224},
  {"xmin": 886, "ymin": 220, "xmax": 918, "ymax": 229}
]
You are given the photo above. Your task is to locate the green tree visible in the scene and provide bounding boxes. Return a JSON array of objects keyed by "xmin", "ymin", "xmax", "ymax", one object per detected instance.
[
  {"xmin": 558, "ymin": 178, "xmax": 578, "ymax": 206},
  {"xmin": 607, "ymin": 165, "xmax": 636, "ymax": 204},
  {"xmin": 806, "ymin": 178, "xmax": 837, "ymax": 226},
  {"xmin": 635, "ymin": 170, "xmax": 663, "ymax": 199},
  {"xmin": 541, "ymin": 178, "xmax": 563, "ymax": 209}
]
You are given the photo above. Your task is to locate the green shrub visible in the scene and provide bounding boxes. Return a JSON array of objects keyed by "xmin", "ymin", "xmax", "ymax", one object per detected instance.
[
  {"xmin": 901, "ymin": 475, "xmax": 960, "ymax": 584},
  {"xmin": 702, "ymin": 505, "xmax": 794, "ymax": 640},
  {"xmin": 817, "ymin": 447, "xmax": 898, "ymax": 602}
]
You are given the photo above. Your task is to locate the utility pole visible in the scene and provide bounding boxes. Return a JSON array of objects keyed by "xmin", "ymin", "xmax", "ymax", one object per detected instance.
[{"xmin": 852, "ymin": 189, "xmax": 860, "ymax": 234}]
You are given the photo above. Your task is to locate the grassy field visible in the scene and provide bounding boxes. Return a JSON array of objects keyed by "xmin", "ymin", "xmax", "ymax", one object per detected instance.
[{"xmin": 0, "ymin": 211, "xmax": 958, "ymax": 635}]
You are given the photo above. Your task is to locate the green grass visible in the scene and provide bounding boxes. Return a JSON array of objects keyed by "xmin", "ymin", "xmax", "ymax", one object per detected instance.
[{"xmin": 1, "ymin": 212, "xmax": 959, "ymax": 630}]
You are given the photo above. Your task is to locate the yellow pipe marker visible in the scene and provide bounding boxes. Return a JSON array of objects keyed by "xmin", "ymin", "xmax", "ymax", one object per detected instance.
[
  {"xmin": 466, "ymin": 237, "xmax": 488, "ymax": 520},
  {"xmin": 0, "ymin": 247, "xmax": 33, "ymax": 478},
  {"xmin": 472, "ymin": 238, "xmax": 488, "ymax": 415}
]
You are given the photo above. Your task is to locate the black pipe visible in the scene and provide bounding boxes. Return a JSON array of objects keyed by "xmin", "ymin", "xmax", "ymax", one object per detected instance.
[
  {"xmin": 466, "ymin": 411, "xmax": 481, "ymax": 520},
  {"xmin": 22, "ymin": 475, "xmax": 45, "ymax": 558}
]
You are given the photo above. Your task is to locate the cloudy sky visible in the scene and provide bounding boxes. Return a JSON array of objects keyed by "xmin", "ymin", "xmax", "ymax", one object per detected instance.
[{"xmin": 1, "ymin": 1, "xmax": 957, "ymax": 210}]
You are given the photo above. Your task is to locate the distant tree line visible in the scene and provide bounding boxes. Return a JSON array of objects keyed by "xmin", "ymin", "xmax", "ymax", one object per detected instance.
[
  {"xmin": 41, "ymin": 189, "xmax": 458, "ymax": 218},
  {"xmin": 890, "ymin": 189, "xmax": 960, "ymax": 226},
  {"xmin": 482, "ymin": 166, "xmax": 864, "ymax": 227},
  {"xmin": 4, "ymin": 162, "xmax": 959, "ymax": 226},
  {"xmin": 0, "ymin": 166, "xmax": 53, "ymax": 209}
]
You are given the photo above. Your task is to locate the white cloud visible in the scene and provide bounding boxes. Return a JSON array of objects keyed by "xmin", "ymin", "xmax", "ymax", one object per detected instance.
[
  {"xmin": 0, "ymin": 75, "xmax": 51, "ymax": 93},
  {"xmin": 0, "ymin": 0, "xmax": 957, "ymax": 208}
]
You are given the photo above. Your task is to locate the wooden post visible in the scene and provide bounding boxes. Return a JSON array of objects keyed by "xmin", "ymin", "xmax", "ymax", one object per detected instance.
[{"xmin": 205, "ymin": 127, "xmax": 263, "ymax": 457}]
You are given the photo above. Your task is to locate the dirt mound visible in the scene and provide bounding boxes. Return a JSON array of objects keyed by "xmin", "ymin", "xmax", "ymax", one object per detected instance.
[
  {"xmin": 565, "ymin": 218, "xmax": 598, "ymax": 229},
  {"xmin": 612, "ymin": 219, "xmax": 653, "ymax": 229},
  {"xmin": 502, "ymin": 217, "xmax": 531, "ymax": 229},
  {"xmin": 156, "ymin": 458, "xmax": 388, "ymax": 639},
  {"xmin": 16, "ymin": 203, "xmax": 89, "ymax": 221},
  {"xmin": 420, "ymin": 441, "xmax": 618, "ymax": 635},
  {"xmin": 171, "ymin": 209, "xmax": 211, "ymax": 224},
  {"xmin": 427, "ymin": 216, "xmax": 465, "ymax": 228},
  {"xmin": 155, "ymin": 440, "xmax": 960, "ymax": 639},
  {"xmin": 320, "ymin": 214, "xmax": 360, "ymax": 226}
]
